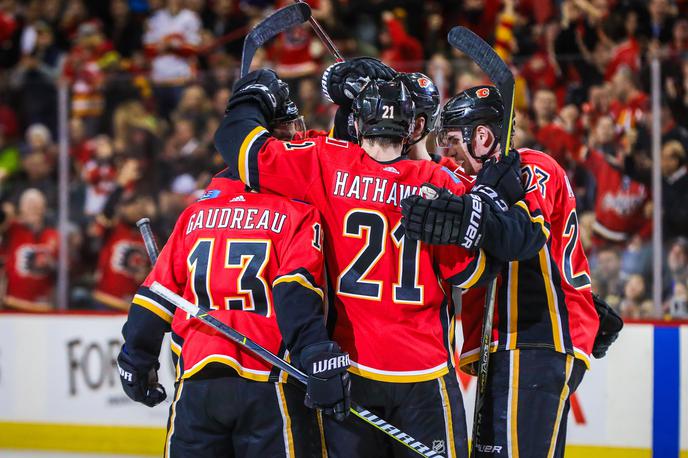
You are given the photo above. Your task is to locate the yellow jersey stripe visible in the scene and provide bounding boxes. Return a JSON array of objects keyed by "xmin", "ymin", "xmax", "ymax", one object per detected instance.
[
  {"xmin": 180, "ymin": 355, "xmax": 272, "ymax": 382},
  {"xmin": 238, "ymin": 126, "xmax": 268, "ymax": 186},
  {"xmin": 349, "ymin": 362, "xmax": 449, "ymax": 383},
  {"xmin": 276, "ymin": 383, "xmax": 296, "ymax": 458},
  {"xmin": 132, "ymin": 295, "xmax": 174, "ymax": 324},
  {"xmin": 507, "ymin": 262, "xmax": 519, "ymax": 350},
  {"xmin": 508, "ymin": 349, "xmax": 520, "ymax": 458},
  {"xmin": 539, "ymin": 248, "xmax": 564, "ymax": 352},
  {"xmin": 273, "ymin": 273, "xmax": 324, "ymax": 300},
  {"xmin": 547, "ymin": 355, "xmax": 574, "ymax": 458},
  {"xmin": 456, "ymin": 249, "xmax": 487, "ymax": 289},
  {"xmin": 515, "ymin": 201, "xmax": 550, "ymax": 239},
  {"xmin": 438, "ymin": 377, "xmax": 456, "ymax": 458},
  {"xmin": 164, "ymin": 379, "xmax": 184, "ymax": 458}
]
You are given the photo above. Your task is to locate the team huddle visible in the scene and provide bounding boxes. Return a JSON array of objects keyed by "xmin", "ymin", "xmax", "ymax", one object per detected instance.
[{"xmin": 115, "ymin": 46, "xmax": 623, "ymax": 457}]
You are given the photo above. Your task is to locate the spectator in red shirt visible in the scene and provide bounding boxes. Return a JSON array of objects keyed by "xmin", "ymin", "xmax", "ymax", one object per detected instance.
[
  {"xmin": 1, "ymin": 188, "xmax": 58, "ymax": 311},
  {"xmin": 62, "ymin": 21, "xmax": 120, "ymax": 136},
  {"xmin": 92, "ymin": 193, "xmax": 152, "ymax": 311},
  {"xmin": 580, "ymin": 116, "xmax": 652, "ymax": 246},
  {"xmin": 609, "ymin": 67, "xmax": 648, "ymax": 132},
  {"xmin": 532, "ymin": 89, "xmax": 580, "ymax": 166}
]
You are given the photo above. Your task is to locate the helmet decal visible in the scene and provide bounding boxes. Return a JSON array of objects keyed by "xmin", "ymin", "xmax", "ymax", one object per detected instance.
[
  {"xmin": 417, "ymin": 77, "xmax": 431, "ymax": 88},
  {"xmin": 476, "ymin": 87, "xmax": 490, "ymax": 98}
]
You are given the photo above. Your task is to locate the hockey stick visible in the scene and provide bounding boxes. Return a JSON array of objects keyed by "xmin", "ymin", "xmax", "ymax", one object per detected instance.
[
  {"xmin": 136, "ymin": 218, "xmax": 159, "ymax": 265},
  {"xmin": 292, "ymin": 0, "xmax": 344, "ymax": 62},
  {"xmin": 447, "ymin": 26, "xmax": 515, "ymax": 456},
  {"xmin": 240, "ymin": 3, "xmax": 312, "ymax": 77},
  {"xmin": 136, "ymin": 220, "xmax": 444, "ymax": 458}
]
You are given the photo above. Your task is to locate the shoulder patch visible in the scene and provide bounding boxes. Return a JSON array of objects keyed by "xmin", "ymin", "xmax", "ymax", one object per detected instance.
[
  {"xmin": 440, "ymin": 166, "xmax": 461, "ymax": 184},
  {"xmin": 198, "ymin": 189, "xmax": 221, "ymax": 201}
]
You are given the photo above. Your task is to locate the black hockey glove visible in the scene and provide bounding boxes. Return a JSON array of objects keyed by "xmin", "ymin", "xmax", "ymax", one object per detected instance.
[
  {"xmin": 322, "ymin": 57, "xmax": 397, "ymax": 107},
  {"xmin": 301, "ymin": 341, "xmax": 351, "ymax": 421},
  {"xmin": 592, "ymin": 293, "xmax": 624, "ymax": 359},
  {"xmin": 117, "ymin": 346, "xmax": 167, "ymax": 407},
  {"xmin": 401, "ymin": 183, "xmax": 491, "ymax": 250},
  {"xmin": 473, "ymin": 150, "xmax": 524, "ymax": 212},
  {"xmin": 227, "ymin": 69, "xmax": 290, "ymax": 123}
]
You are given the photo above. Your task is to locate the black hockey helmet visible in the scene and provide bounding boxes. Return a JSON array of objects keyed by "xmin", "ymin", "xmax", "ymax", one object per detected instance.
[
  {"xmin": 437, "ymin": 85, "xmax": 504, "ymax": 161},
  {"xmin": 272, "ymin": 98, "xmax": 305, "ymax": 140},
  {"xmin": 395, "ymin": 72, "xmax": 440, "ymax": 139},
  {"xmin": 352, "ymin": 79, "xmax": 415, "ymax": 140}
]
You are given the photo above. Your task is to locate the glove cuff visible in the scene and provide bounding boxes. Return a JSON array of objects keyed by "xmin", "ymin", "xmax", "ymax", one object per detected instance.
[
  {"xmin": 321, "ymin": 62, "xmax": 339, "ymax": 104},
  {"xmin": 471, "ymin": 184, "xmax": 509, "ymax": 212}
]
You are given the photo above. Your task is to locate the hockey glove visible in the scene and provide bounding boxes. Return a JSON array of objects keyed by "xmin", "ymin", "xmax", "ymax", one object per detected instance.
[
  {"xmin": 227, "ymin": 69, "xmax": 290, "ymax": 123},
  {"xmin": 592, "ymin": 293, "xmax": 624, "ymax": 358},
  {"xmin": 473, "ymin": 150, "xmax": 524, "ymax": 212},
  {"xmin": 117, "ymin": 346, "xmax": 167, "ymax": 407},
  {"xmin": 401, "ymin": 183, "xmax": 490, "ymax": 250},
  {"xmin": 322, "ymin": 57, "xmax": 397, "ymax": 107},
  {"xmin": 301, "ymin": 341, "xmax": 351, "ymax": 422}
]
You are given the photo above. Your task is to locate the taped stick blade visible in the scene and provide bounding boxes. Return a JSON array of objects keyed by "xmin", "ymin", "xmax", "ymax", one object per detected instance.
[{"xmin": 240, "ymin": 3, "xmax": 311, "ymax": 77}]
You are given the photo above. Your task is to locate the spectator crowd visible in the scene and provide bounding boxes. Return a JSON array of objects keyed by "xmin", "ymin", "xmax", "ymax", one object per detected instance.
[{"xmin": 0, "ymin": 0, "xmax": 686, "ymax": 319}]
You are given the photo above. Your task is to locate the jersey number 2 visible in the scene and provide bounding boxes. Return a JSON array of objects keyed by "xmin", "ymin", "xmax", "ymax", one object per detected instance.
[
  {"xmin": 561, "ymin": 211, "xmax": 591, "ymax": 290},
  {"xmin": 187, "ymin": 238, "xmax": 271, "ymax": 316}
]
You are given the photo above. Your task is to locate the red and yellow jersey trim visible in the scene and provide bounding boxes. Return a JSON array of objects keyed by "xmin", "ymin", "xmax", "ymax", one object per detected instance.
[
  {"xmin": 273, "ymin": 273, "xmax": 324, "ymax": 300},
  {"xmin": 348, "ymin": 360, "xmax": 449, "ymax": 383},
  {"xmin": 454, "ymin": 249, "xmax": 487, "ymax": 289},
  {"xmin": 514, "ymin": 201, "xmax": 550, "ymax": 239},
  {"xmin": 180, "ymin": 354, "xmax": 272, "ymax": 382},
  {"xmin": 132, "ymin": 294, "xmax": 174, "ymax": 324},
  {"xmin": 238, "ymin": 126, "xmax": 268, "ymax": 187}
]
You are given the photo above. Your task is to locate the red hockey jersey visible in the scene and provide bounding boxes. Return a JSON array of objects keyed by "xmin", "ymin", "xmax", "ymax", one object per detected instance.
[
  {"xmin": 93, "ymin": 222, "xmax": 150, "ymax": 310},
  {"xmin": 580, "ymin": 147, "xmax": 651, "ymax": 243},
  {"xmin": 2, "ymin": 222, "xmax": 58, "ymax": 310},
  {"xmin": 130, "ymin": 178, "xmax": 327, "ymax": 381},
  {"xmin": 460, "ymin": 149, "xmax": 598, "ymax": 373},
  {"xmin": 220, "ymin": 127, "xmax": 494, "ymax": 382}
]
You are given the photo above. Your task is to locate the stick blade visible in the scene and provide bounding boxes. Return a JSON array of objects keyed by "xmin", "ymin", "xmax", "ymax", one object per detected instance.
[
  {"xmin": 447, "ymin": 26, "xmax": 515, "ymax": 151},
  {"xmin": 447, "ymin": 26, "xmax": 512, "ymax": 87},
  {"xmin": 240, "ymin": 3, "xmax": 312, "ymax": 77}
]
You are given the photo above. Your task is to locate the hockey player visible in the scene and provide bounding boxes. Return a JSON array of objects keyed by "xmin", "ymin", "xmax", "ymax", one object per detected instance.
[
  {"xmin": 117, "ymin": 167, "xmax": 348, "ymax": 456},
  {"xmin": 214, "ymin": 59, "xmax": 524, "ymax": 457},
  {"xmin": 401, "ymin": 86, "xmax": 622, "ymax": 457}
]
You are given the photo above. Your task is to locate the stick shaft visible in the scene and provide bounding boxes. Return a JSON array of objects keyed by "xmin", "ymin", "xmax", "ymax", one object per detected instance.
[
  {"xmin": 292, "ymin": 0, "xmax": 344, "ymax": 62},
  {"xmin": 136, "ymin": 218, "xmax": 158, "ymax": 265}
]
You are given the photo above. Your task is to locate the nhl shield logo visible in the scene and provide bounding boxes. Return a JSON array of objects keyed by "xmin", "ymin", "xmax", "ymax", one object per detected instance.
[
  {"xmin": 476, "ymin": 87, "xmax": 490, "ymax": 98},
  {"xmin": 432, "ymin": 440, "xmax": 446, "ymax": 453}
]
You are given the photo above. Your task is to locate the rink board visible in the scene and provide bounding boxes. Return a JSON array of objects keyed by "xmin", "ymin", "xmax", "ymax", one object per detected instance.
[{"xmin": 0, "ymin": 314, "xmax": 685, "ymax": 457}]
